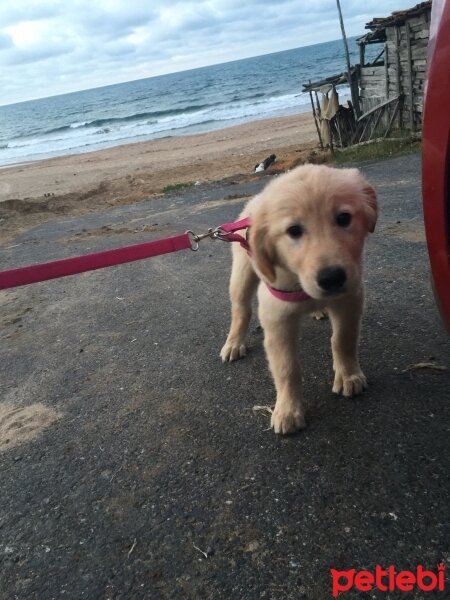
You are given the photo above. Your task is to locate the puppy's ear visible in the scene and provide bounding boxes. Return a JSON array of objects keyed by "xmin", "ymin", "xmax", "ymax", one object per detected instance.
[
  {"xmin": 362, "ymin": 184, "xmax": 378, "ymax": 233},
  {"xmin": 249, "ymin": 210, "xmax": 276, "ymax": 282}
]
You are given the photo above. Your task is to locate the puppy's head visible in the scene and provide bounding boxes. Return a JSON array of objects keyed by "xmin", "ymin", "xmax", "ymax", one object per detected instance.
[{"xmin": 249, "ymin": 164, "xmax": 377, "ymax": 300}]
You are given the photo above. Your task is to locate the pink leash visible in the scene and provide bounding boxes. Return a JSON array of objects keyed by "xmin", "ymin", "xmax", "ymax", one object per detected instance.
[
  {"xmin": 0, "ymin": 219, "xmax": 250, "ymax": 291},
  {"xmin": 0, "ymin": 215, "xmax": 310, "ymax": 301},
  {"xmin": 0, "ymin": 233, "xmax": 193, "ymax": 290}
]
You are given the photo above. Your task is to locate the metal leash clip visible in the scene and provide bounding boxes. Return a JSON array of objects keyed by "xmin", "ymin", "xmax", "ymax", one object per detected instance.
[{"xmin": 186, "ymin": 227, "xmax": 224, "ymax": 251}]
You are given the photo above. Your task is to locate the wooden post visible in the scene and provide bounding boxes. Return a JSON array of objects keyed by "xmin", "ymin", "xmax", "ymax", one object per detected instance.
[
  {"xmin": 336, "ymin": 0, "xmax": 360, "ymax": 116},
  {"xmin": 395, "ymin": 25, "xmax": 403, "ymax": 129},
  {"xmin": 308, "ymin": 82, "xmax": 324, "ymax": 150},
  {"xmin": 384, "ymin": 42, "xmax": 389, "ymax": 99},
  {"xmin": 329, "ymin": 124, "xmax": 334, "ymax": 154},
  {"xmin": 314, "ymin": 91, "xmax": 322, "ymax": 118},
  {"xmin": 359, "ymin": 42, "xmax": 365, "ymax": 68},
  {"xmin": 405, "ymin": 21, "xmax": 415, "ymax": 131},
  {"xmin": 352, "ymin": 65, "xmax": 361, "ymax": 119}
]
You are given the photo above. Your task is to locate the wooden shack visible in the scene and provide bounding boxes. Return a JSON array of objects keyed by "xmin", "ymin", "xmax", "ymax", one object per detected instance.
[
  {"xmin": 358, "ymin": 1, "xmax": 432, "ymax": 132},
  {"xmin": 303, "ymin": 1, "xmax": 432, "ymax": 148}
]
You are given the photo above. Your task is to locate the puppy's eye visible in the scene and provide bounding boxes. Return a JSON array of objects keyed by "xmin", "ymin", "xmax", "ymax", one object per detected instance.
[
  {"xmin": 286, "ymin": 224, "xmax": 303, "ymax": 238},
  {"xmin": 336, "ymin": 212, "xmax": 352, "ymax": 227}
]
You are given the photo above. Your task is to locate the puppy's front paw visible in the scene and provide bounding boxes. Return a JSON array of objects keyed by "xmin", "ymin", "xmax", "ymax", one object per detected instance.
[
  {"xmin": 332, "ymin": 371, "xmax": 367, "ymax": 397},
  {"xmin": 271, "ymin": 404, "xmax": 306, "ymax": 435},
  {"xmin": 220, "ymin": 339, "xmax": 247, "ymax": 362}
]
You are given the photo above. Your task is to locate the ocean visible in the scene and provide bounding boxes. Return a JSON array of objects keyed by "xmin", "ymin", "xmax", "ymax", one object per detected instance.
[{"xmin": 0, "ymin": 37, "xmax": 376, "ymax": 167}]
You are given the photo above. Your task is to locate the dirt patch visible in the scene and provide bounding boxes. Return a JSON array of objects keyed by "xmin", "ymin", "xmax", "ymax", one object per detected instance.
[
  {"xmin": 381, "ymin": 221, "xmax": 426, "ymax": 243},
  {"xmin": 192, "ymin": 195, "xmax": 252, "ymax": 214},
  {"xmin": 1, "ymin": 305, "xmax": 32, "ymax": 327},
  {"xmin": 0, "ymin": 182, "xmax": 140, "ymax": 246},
  {"xmin": 68, "ymin": 223, "xmax": 168, "ymax": 241},
  {"xmin": 0, "ymin": 295, "xmax": 34, "ymax": 340},
  {"xmin": 0, "ymin": 402, "xmax": 62, "ymax": 452}
]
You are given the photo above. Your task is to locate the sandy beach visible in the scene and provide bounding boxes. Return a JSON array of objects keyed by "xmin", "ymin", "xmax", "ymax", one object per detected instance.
[{"xmin": 0, "ymin": 112, "xmax": 320, "ymax": 245}]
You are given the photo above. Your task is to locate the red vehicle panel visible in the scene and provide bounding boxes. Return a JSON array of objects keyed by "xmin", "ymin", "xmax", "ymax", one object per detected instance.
[{"xmin": 422, "ymin": 0, "xmax": 450, "ymax": 331}]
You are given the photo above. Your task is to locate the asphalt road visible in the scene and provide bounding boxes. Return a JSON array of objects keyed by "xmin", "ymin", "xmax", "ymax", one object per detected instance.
[{"xmin": 0, "ymin": 153, "xmax": 449, "ymax": 599}]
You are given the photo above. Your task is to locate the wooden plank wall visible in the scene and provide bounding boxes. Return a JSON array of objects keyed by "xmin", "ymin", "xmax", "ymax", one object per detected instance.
[
  {"xmin": 360, "ymin": 67, "xmax": 388, "ymax": 129},
  {"xmin": 360, "ymin": 66, "xmax": 386, "ymax": 106},
  {"xmin": 359, "ymin": 10, "xmax": 430, "ymax": 130}
]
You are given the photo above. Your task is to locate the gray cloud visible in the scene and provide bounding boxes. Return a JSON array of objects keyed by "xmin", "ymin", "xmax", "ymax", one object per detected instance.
[
  {"xmin": 2, "ymin": 40, "xmax": 73, "ymax": 66},
  {"xmin": 0, "ymin": 0, "xmax": 416, "ymax": 105}
]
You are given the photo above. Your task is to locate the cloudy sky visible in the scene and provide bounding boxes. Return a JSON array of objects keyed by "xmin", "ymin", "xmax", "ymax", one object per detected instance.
[{"xmin": 0, "ymin": 0, "xmax": 415, "ymax": 106}]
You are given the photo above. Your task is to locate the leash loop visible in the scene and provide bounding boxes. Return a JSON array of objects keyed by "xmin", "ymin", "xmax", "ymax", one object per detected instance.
[{"xmin": 186, "ymin": 230, "xmax": 200, "ymax": 251}]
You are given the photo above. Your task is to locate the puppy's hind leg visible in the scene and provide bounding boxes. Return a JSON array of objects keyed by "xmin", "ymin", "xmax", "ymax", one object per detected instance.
[
  {"xmin": 311, "ymin": 309, "xmax": 328, "ymax": 320},
  {"xmin": 220, "ymin": 247, "xmax": 259, "ymax": 362}
]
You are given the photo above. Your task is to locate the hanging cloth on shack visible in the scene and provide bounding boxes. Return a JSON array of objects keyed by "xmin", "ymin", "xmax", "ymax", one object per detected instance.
[{"xmin": 319, "ymin": 85, "xmax": 339, "ymax": 145}]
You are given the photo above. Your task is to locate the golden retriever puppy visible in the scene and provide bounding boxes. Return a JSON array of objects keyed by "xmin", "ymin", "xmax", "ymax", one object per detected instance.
[{"xmin": 220, "ymin": 164, "xmax": 377, "ymax": 434}]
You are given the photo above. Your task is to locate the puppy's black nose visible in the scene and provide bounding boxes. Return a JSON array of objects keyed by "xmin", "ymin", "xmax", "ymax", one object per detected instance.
[{"xmin": 317, "ymin": 266, "xmax": 347, "ymax": 292}]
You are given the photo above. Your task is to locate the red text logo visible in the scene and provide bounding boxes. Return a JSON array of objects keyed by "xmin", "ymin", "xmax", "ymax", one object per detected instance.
[{"xmin": 330, "ymin": 564, "xmax": 446, "ymax": 597}]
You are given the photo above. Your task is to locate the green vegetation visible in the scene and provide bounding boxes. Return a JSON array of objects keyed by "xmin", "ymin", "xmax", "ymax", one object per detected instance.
[
  {"xmin": 162, "ymin": 181, "xmax": 195, "ymax": 194},
  {"xmin": 333, "ymin": 135, "xmax": 421, "ymax": 164}
]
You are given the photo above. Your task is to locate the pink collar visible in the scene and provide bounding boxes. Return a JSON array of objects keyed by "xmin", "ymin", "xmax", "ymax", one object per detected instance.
[
  {"xmin": 219, "ymin": 217, "xmax": 310, "ymax": 303},
  {"xmin": 266, "ymin": 285, "xmax": 310, "ymax": 302}
]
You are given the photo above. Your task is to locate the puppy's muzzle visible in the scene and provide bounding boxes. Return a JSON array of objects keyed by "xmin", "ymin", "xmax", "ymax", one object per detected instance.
[{"xmin": 317, "ymin": 266, "xmax": 347, "ymax": 294}]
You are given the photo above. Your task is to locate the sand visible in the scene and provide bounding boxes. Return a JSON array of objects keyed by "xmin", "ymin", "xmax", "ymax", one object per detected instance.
[
  {"xmin": 0, "ymin": 402, "xmax": 61, "ymax": 452},
  {"xmin": 0, "ymin": 112, "xmax": 322, "ymax": 245}
]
